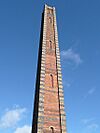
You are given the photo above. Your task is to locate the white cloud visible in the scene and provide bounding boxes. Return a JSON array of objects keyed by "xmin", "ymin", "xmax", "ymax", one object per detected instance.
[
  {"xmin": 63, "ymin": 81, "xmax": 71, "ymax": 88},
  {"xmin": 0, "ymin": 107, "xmax": 26, "ymax": 128},
  {"xmin": 81, "ymin": 118, "xmax": 94, "ymax": 124},
  {"xmin": 81, "ymin": 118, "xmax": 99, "ymax": 131},
  {"xmin": 87, "ymin": 123, "xmax": 99, "ymax": 130},
  {"xmin": 14, "ymin": 125, "xmax": 31, "ymax": 133},
  {"xmin": 61, "ymin": 48, "xmax": 82, "ymax": 65},
  {"xmin": 84, "ymin": 87, "xmax": 96, "ymax": 99},
  {"xmin": 66, "ymin": 82, "xmax": 71, "ymax": 87},
  {"xmin": 88, "ymin": 88, "xmax": 96, "ymax": 95}
]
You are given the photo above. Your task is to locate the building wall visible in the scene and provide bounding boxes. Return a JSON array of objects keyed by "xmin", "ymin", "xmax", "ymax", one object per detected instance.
[{"xmin": 32, "ymin": 4, "xmax": 67, "ymax": 133}]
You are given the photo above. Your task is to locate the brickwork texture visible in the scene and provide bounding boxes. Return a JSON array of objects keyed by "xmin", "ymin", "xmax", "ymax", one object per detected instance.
[{"xmin": 32, "ymin": 4, "xmax": 67, "ymax": 133}]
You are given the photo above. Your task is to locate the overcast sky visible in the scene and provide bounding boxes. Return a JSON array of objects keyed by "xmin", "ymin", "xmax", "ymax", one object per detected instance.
[{"xmin": 0, "ymin": 0, "xmax": 100, "ymax": 133}]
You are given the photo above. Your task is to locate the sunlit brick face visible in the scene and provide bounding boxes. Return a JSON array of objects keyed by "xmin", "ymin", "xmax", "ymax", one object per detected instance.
[
  {"xmin": 43, "ymin": 7, "xmax": 61, "ymax": 133},
  {"xmin": 32, "ymin": 5, "xmax": 67, "ymax": 133}
]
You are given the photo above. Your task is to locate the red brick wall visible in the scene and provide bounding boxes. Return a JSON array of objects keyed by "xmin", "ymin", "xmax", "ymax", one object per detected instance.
[{"xmin": 43, "ymin": 8, "xmax": 61, "ymax": 133}]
